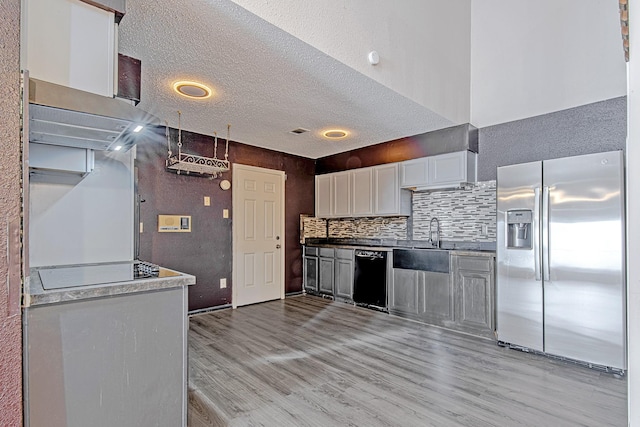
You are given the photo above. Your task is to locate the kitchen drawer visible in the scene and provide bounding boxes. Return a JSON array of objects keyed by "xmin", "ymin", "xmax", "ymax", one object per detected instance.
[
  {"xmin": 305, "ymin": 246, "xmax": 318, "ymax": 256},
  {"xmin": 319, "ymin": 248, "xmax": 335, "ymax": 258},
  {"xmin": 335, "ymin": 248, "xmax": 354, "ymax": 260},
  {"xmin": 456, "ymin": 256, "xmax": 492, "ymax": 272}
]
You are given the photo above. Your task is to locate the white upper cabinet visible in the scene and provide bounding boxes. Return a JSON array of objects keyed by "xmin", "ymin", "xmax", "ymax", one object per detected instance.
[
  {"xmin": 429, "ymin": 151, "xmax": 468, "ymax": 185},
  {"xmin": 400, "ymin": 157, "xmax": 429, "ymax": 187},
  {"xmin": 400, "ymin": 151, "xmax": 477, "ymax": 190},
  {"xmin": 351, "ymin": 167, "xmax": 373, "ymax": 216},
  {"xmin": 374, "ymin": 164, "xmax": 401, "ymax": 215},
  {"xmin": 332, "ymin": 173, "xmax": 352, "ymax": 217},
  {"xmin": 24, "ymin": 0, "xmax": 116, "ymax": 97},
  {"xmin": 315, "ymin": 174, "xmax": 332, "ymax": 218},
  {"xmin": 316, "ymin": 164, "xmax": 410, "ymax": 218}
]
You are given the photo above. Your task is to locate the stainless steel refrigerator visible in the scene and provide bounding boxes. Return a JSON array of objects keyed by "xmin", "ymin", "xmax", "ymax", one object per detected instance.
[{"xmin": 496, "ymin": 151, "xmax": 626, "ymax": 371}]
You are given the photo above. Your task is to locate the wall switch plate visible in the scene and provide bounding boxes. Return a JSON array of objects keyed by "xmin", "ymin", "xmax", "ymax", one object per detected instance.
[
  {"xmin": 223, "ymin": 209, "xmax": 229, "ymax": 219},
  {"xmin": 220, "ymin": 278, "xmax": 227, "ymax": 289},
  {"xmin": 140, "ymin": 222, "xmax": 143, "ymax": 233},
  {"xmin": 204, "ymin": 196, "xmax": 210, "ymax": 206}
]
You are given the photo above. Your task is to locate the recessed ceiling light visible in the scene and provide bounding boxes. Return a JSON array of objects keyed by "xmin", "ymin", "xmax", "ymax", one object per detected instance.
[
  {"xmin": 323, "ymin": 129, "xmax": 349, "ymax": 139},
  {"xmin": 173, "ymin": 81, "xmax": 213, "ymax": 99},
  {"xmin": 133, "ymin": 125, "xmax": 144, "ymax": 133}
]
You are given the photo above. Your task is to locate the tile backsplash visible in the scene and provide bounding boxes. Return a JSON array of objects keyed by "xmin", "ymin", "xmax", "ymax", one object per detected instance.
[
  {"xmin": 328, "ymin": 217, "xmax": 408, "ymax": 239},
  {"xmin": 412, "ymin": 181, "xmax": 496, "ymax": 242},
  {"xmin": 300, "ymin": 215, "xmax": 327, "ymax": 243},
  {"xmin": 301, "ymin": 180, "xmax": 497, "ymax": 243}
]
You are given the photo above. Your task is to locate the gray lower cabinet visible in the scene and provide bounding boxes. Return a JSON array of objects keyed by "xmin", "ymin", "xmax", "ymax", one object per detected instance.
[
  {"xmin": 24, "ymin": 287, "xmax": 188, "ymax": 427},
  {"xmin": 334, "ymin": 249, "xmax": 354, "ymax": 301},
  {"xmin": 303, "ymin": 246, "xmax": 319, "ymax": 293},
  {"xmin": 423, "ymin": 271, "xmax": 455, "ymax": 326},
  {"xmin": 452, "ymin": 254, "xmax": 495, "ymax": 338},
  {"xmin": 390, "ymin": 252, "xmax": 495, "ymax": 339},
  {"xmin": 318, "ymin": 248, "xmax": 335, "ymax": 295},
  {"xmin": 390, "ymin": 269, "xmax": 453, "ymax": 325},
  {"xmin": 303, "ymin": 246, "xmax": 354, "ymax": 300},
  {"xmin": 390, "ymin": 269, "xmax": 423, "ymax": 317}
]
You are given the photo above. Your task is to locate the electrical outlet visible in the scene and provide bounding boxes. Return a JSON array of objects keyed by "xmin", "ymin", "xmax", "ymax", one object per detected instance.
[
  {"xmin": 481, "ymin": 224, "xmax": 488, "ymax": 235},
  {"xmin": 204, "ymin": 196, "xmax": 211, "ymax": 206},
  {"xmin": 220, "ymin": 278, "xmax": 227, "ymax": 289}
]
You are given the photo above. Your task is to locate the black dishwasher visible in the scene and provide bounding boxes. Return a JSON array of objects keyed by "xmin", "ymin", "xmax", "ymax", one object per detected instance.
[{"xmin": 353, "ymin": 250, "xmax": 388, "ymax": 310}]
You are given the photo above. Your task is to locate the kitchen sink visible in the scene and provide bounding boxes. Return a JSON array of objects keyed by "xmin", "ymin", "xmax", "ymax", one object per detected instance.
[{"xmin": 392, "ymin": 248, "xmax": 450, "ymax": 273}]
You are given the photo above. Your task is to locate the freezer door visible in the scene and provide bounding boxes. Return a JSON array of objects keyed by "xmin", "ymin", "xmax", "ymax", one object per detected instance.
[
  {"xmin": 497, "ymin": 161, "xmax": 543, "ymax": 351},
  {"xmin": 543, "ymin": 151, "xmax": 626, "ymax": 369}
]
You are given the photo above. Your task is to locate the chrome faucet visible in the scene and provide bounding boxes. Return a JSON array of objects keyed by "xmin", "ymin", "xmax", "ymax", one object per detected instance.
[{"xmin": 429, "ymin": 217, "xmax": 440, "ymax": 248}]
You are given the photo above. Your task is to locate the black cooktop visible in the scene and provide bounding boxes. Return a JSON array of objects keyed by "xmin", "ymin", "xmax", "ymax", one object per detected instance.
[{"xmin": 38, "ymin": 261, "xmax": 178, "ymax": 290}]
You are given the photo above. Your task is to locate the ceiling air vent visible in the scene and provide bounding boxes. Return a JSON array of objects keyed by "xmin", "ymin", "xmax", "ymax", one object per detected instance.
[{"xmin": 289, "ymin": 128, "xmax": 309, "ymax": 135}]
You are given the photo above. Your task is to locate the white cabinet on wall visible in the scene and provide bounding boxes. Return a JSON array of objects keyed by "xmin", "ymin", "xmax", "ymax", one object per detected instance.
[
  {"xmin": 315, "ymin": 165, "xmax": 410, "ymax": 218},
  {"xmin": 351, "ymin": 167, "xmax": 373, "ymax": 216},
  {"xmin": 315, "ymin": 174, "xmax": 332, "ymax": 218},
  {"xmin": 374, "ymin": 164, "xmax": 403, "ymax": 215},
  {"xmin": 332, "ymin": 173, "xmax": 352, "ymax": 217},
  {"xmin": 400, "ymin": 151, "xmax": 477, "ymax": 190},
  {"xmin": 400, "ymin": 157, "xmax": 429, "ymax": 187},
  {"xmin": 24, "ymin": 0, "xmax": 116, "ymax": 97}
]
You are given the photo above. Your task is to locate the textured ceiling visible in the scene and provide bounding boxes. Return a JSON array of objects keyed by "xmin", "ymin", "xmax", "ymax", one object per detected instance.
[{"xmin": 118, "ymin": 0, "xmax": 452, "ymax": 159}]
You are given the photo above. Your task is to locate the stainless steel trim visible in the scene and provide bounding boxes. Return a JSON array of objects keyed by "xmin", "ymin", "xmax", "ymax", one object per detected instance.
[
  {"xmin": 542, "ymin": 186, "xmax": 550, "ymax": 281},
  {"xmin": 533, "ymin": 187, "xmax": 541, "ymax": 281},
  {"xmin": 28, "ymin": 78, "xmax": 158, "ymax": 152}
]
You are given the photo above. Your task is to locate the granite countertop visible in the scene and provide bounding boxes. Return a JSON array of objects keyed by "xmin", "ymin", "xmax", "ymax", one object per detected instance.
[
  {"xmin": 25, "ymin": 261, "xmax": 196, "ymax": 307},
  {"xmin": 305, "ymin": 238, "xmax": 496, "ymax": 253}
]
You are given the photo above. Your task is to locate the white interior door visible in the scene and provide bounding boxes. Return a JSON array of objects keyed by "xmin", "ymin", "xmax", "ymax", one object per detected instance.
[{"xmin": 232, "ymin": 164, "xmax": 285, "ymax": 307}]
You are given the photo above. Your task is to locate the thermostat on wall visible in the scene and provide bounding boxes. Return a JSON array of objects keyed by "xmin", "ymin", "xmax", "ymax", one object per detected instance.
[{"xmin": 158, "ymin": 215, "xmax": 191, "ymax": 232}]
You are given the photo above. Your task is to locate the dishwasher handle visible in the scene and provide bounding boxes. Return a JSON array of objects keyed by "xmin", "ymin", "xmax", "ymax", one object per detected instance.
[{"xmin": 355, "ymin": 250, "xmax": 385, "ymax": 260}]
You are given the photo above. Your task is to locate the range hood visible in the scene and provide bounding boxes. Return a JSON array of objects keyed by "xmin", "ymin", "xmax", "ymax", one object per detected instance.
[{"xmin": 28, "ymin": 78, "xmax": 159, "ymax": 152}]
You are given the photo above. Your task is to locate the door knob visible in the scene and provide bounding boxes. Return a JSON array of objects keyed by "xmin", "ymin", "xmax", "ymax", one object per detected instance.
[{"xmin": 276, "ymin": 244, "xmax": 281, "ymax": 249}]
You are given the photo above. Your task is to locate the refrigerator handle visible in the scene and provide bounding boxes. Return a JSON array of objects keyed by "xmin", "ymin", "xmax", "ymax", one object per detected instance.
[
  {"xmin": 542, "ymin": 186, "xmax": 550, "ymax": 281},
  {"xmin": 534, "ymin": 187, "xmax": 542, "ymax": 281}
]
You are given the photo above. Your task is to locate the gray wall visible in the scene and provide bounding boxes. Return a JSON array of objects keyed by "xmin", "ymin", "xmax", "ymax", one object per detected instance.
[{"xmin": 478, "ymin": 96, "xmax": 627, "ymax": 181}]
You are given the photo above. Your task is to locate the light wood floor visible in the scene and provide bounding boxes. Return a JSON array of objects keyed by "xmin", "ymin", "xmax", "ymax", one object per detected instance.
[{"xmin": 187, "ymin": 295, "xmax": 627, "ymax": 426}]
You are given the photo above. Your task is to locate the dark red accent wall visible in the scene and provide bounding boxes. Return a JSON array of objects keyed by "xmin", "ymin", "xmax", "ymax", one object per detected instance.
[
  {"xmin": 136, "ymin": 128, "xmax": 315, "ymax": 311},
  {"xmin": 316, "ymin": 135, "xmax": 440, "ymax": 174}
]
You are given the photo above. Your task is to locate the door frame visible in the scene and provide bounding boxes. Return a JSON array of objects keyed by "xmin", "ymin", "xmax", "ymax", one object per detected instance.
[{"xmin": 232, "ymin": 163, "xmax": 286, "ymax": 308}]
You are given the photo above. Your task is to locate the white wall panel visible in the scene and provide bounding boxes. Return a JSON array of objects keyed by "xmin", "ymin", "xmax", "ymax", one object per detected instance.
[
  {"xmin": 470, "ymin": 0, "xmax": 626, "ymax": 127},
  {"xmin": 231, "ymin": 0, "xmax": 472, "ymax": 124},
  {"xmin": 29, "ymin": 149, "xmax": 134, "ymax": 267}
]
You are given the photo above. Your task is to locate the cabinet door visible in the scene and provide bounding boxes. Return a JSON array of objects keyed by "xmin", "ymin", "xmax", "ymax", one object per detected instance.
[
  {"xmin": 318, "ymin": 257, "xmax": 335, "ymax": 294},
  {"xmin": 390, "ymin": 269, "xmax": 423, "ymax": 316},
  {"xmin": 351, "ymin": 168, "xmax": 373, "ymax": 216},
  {"xmin": 422, "ymin": 272, "xmax": 454, "ymax": 325},
  {"xmin": 373, "ymin": 164, "xmax": 400, "ymax": 215},
  {"xmin": 304, "ymin": 256, "xmax": 318, "ymax": 292},
  {"xmin": 315, "ymin": 174, "xmax": 333, "ymax": 218},
  {"xmin": 428, "ymin": 152, "xmax": 467, "ymax": 185},
  {"xmin": 400, "ymin": 158, "xmax": 429, "ymax": 187},
  {"xmin": 335, "ymin": 258, "xmax": 354, "ymax": 300},
  {"xmin": 455, "ymin": 269, "xmax": 493, "ymax": 333},
  {"xmin": 332, "ymin": 172, "xmax": 352, "ymax": 217},
  {"xmin": 25, "ymin": 0, "xmax": 116, "ymax": 97}
]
